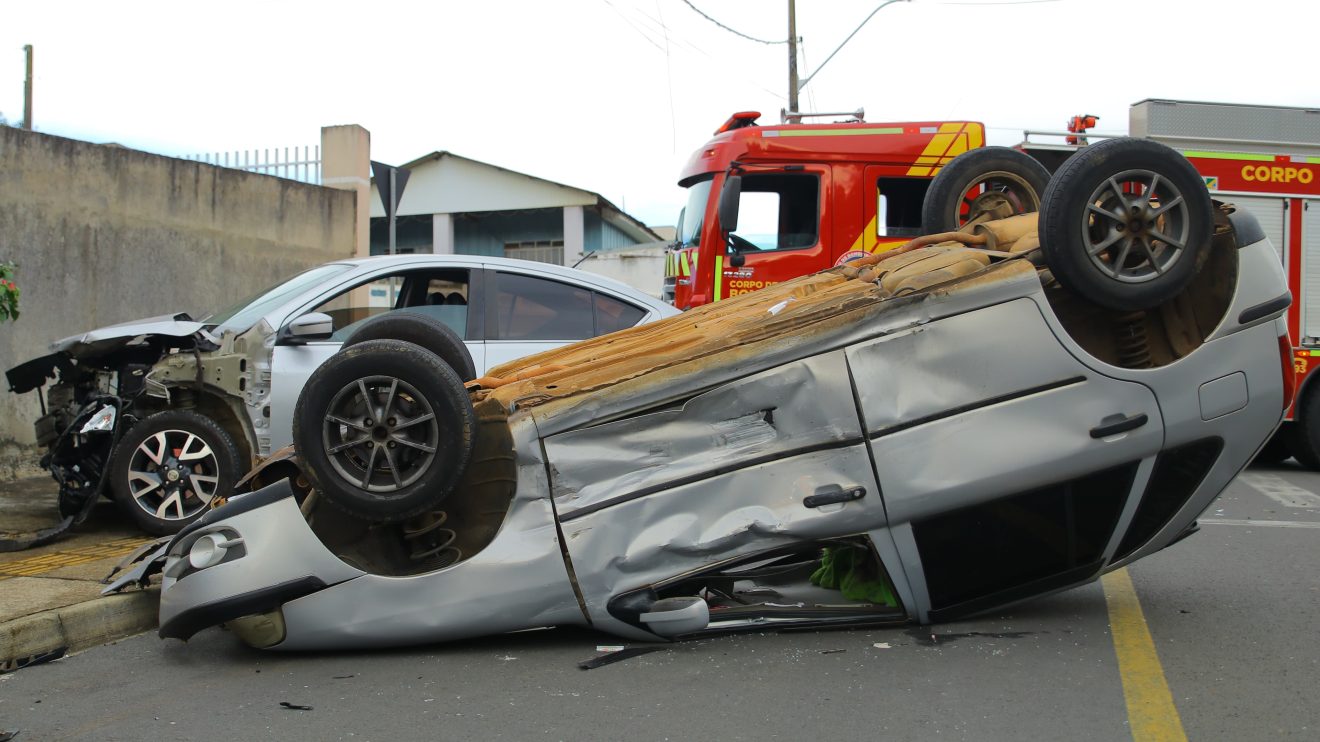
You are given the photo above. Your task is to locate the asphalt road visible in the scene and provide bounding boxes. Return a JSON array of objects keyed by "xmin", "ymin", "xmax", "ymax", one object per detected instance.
[{"xmin": 2, "ymin": 461, "xmax": 1318, "ymax": 742}]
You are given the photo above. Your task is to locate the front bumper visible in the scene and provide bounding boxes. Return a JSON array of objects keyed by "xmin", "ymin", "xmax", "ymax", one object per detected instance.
[{"xmin": 157, "ymin": 481, "xmax": 364, "ymax": 641}]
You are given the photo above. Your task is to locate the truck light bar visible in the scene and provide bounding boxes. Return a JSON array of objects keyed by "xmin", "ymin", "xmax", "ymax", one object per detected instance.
[{"xmin": 715, "ymin": 112, "xmax": 761, "ymax": 135}]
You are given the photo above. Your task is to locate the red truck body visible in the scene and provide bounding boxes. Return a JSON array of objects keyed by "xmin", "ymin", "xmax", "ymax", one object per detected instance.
[{"xmin": 664, "ymin": 113, "xmax": 984, "ymax": 309}]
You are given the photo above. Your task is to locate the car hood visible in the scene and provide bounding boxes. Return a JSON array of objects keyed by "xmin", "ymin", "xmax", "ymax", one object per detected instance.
[
  {"xmin": 6, "ymin": 312, "xmax": 208, "ymax": 394},
  {"xmin": 47, "ymin": 312, "xmax": 206, "ymax": 356}
]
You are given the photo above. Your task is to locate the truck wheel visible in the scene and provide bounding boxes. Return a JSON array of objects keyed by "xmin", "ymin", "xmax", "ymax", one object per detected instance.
[
  {"xmin": 1286, "ymin": 393, "xmax": 1320, "ymax": 471},
  {"xmin": 293, "ymin": 339, "xmax": 476, "ymax": 523},
  {"xmin": 1252, "ymin": 429, "xmax": 1293, "ymax": 466},
  {"xmin": 1039, "ymin": 137, "xmax": 1213, "ymax": 312},
  {"xmin": 921, "ymin": 146, "xmax": 1051, "ymax": 233},
  {"xmin": 110, "ymin": 410, "xmax": 242, "ymax": 536},
  {"xmin": 343, "ymin": 311, "xmax": 476, "ymax": 382}
]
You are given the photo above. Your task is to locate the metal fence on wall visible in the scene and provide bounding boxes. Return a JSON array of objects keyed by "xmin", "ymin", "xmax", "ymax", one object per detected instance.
[{"xmin": 183, "ymin": 145, "xmax": 321, "ymax": 184}]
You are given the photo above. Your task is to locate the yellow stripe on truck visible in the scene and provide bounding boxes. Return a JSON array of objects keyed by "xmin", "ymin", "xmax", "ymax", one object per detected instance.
[
  {"xmin": 907, "ymin": 122, "xmax": 975, "ymax": 177},
  {"xmin": 714, "ymin": 255, "xmax": 724, "ymax": 302}
]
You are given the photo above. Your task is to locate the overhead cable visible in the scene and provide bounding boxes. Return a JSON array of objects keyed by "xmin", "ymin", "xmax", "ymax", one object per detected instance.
[{"xmin": 679, "ymin": 0, "xmax": 787, "ymax": 45}]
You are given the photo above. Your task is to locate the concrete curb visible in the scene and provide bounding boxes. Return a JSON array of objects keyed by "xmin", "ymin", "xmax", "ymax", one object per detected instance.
[{"xmin": 0, "ymin": 588, "xmax": 158, "ymax": 671}]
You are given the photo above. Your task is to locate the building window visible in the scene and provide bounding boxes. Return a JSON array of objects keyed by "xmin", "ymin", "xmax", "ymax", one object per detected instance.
[{"xmin": 505, "ymin": 240, "xmax": 565, "ymax": 265}]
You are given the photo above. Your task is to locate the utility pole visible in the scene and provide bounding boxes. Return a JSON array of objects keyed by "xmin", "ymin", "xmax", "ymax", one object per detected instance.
[
  {"xmin": 787, "ymin": 0, "xmax": 799, "ymax": 115},
  {"xmin": 22, "ymin": 44, "xmax": 33, "ymax": 130}
]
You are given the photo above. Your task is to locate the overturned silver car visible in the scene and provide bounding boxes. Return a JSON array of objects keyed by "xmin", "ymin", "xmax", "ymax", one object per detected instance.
[{"xmin": 126, "ymin": 139, "xmax": 1291, "ymax": 649}]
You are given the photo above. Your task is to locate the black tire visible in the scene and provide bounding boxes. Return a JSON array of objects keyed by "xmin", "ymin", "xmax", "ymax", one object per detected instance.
[
  {"xmin": 1039, "ymin": 137, "xmax": 1213, "ymax": 312},
  {"xmin": 293, "ymin": 339, "xmax": 476, "ymax": 522},
  {"xmin": 344, "ymin": 311, "xmax": 476, "ymax": 383},
  {"xmin": 109, "ymin": 409, "xmax": 242, "ymax": 536},
  {"xmin": 1253, "ymin": 429, "xmax": 1293, "ymax": 466},
  {"xmin": 1286, "ymin": 394, "xmax": 1320, "ymax": 470},
  {"xmin": 921, "ymin": 146, "xmax": 1051, "ymax": 234}
]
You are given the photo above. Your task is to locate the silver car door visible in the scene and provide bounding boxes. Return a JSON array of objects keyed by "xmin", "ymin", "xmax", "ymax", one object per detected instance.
[{"xmin": 849, "ymin": 297, "xmax": 1165, "ymax": 622}]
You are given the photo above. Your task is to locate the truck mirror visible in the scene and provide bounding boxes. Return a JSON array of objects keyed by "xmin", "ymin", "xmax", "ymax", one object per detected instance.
[
  {"xmin": 673, "ymin": 207, "xmax": 686, "ymax": 249},
  {"xmin": 718, "ymin": 175, "xmax": 742, "ymax": 233}
]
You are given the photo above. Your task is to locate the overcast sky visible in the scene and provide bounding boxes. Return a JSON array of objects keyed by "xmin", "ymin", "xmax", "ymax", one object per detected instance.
[{"xmin": 3, "ymin": 0, "xmax": 1314, "ymax": 228}]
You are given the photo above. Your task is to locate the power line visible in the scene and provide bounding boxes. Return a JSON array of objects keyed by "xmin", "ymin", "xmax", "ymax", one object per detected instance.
[
  {"xmin": 601, "ymin": 0, "xmax": 667, "ymax": 51},
  {"xmin": 656, "ymin": 0, "xmax": 678, "ymax": 153},
  {"xmin": 679, "ymin": 0, "xmax": 787, "ymax": 45},
  {"xmin": 938, "ymin": 0, "xmax": 1065, "ymax": 5}
]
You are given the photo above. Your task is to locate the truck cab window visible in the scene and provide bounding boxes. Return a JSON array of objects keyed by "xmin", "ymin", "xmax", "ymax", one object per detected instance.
[
  {"xmin": 876, "ymin": 177, "xmax": 929, "ymax": 237},
  {"xmin": 729, "ymin": 173, "xmax": 819, "ymax": 252}
]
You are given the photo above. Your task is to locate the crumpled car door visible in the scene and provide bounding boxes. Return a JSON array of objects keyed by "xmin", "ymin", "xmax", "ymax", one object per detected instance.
[{"xmin": 545, "ymin": 351, "xmax": 884, "ymax": 626}]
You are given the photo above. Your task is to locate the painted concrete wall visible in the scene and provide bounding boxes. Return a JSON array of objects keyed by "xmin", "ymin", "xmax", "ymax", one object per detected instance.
[
  {"xmin": 585, "ymin": 211, "xmax": 639, "ymax": 253},
  {"xmin": 578, "ymin": 243, "xmax": 668, "ymax": 299},
  {"xmin": 448, "ymin": 208, "xmax": 565, "ymax": 257},
  {"xmin": 0, "ymin": 126, "xmax": 356, "ymax": 461}
]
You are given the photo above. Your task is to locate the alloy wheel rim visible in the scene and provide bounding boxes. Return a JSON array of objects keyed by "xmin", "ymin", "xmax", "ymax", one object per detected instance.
[
  {"xmin": 1082, "ymin": 169, "xmax": 1190, "ymax": 283},
  {"xmin": 322, "ymin": 375, "xmax": 440, "ymax": 493},
  {"xmin": 126, "ymin": 429, "xmax": 221, "ymax": 521}
]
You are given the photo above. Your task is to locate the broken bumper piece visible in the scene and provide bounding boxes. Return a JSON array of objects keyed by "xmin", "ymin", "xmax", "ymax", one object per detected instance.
[{"xmin": 156, "ymin": 481, "xmax": 362, "ymax": 643}]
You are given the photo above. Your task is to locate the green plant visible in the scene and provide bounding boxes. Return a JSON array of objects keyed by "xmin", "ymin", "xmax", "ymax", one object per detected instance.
[{"xmin": 0, "ymin": 261, "xmax": 19, "ymax": 322}]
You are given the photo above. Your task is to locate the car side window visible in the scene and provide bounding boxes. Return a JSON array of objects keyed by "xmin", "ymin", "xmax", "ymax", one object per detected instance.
[
  {"xmin": 309, "ymin": 275, "xmax": 401, "ymax": 339},
  {"xmin": 594, "ymin": 292, "xmax": 646, "ymax": 335},
  {"xmin": 494, "ymin": 272, "xmax": 595, "ymax": 341},
  {"xmin": 305, "ymin": 270, "xmax": 471, "ymax": 341}
]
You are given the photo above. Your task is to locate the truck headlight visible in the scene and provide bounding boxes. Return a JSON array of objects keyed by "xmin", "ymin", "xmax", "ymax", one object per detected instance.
[{"xmin": 79, "ymin": 403, "xmax": 116, "ymax": 434}]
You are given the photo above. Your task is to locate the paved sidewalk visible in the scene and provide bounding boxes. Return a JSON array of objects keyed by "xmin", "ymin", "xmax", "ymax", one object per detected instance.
[{"xmin": 0, "ymin": 477, "xmax": 158, "ymax": 671}]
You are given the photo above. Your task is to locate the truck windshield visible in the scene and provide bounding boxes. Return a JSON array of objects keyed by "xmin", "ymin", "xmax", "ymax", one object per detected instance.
[{"xmin": 677, "ymin": 177, "xmax": 714, "ymax": 247}]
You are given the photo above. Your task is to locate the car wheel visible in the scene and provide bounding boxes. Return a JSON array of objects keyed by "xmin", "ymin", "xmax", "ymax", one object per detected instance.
[
  {"xmin": 1039, "ymin": 137, "xmax": 1213, "ymax": 311},
  {"xmin": 343, "ymin": 311, "xmax": 476, "ymax": 383},
  {"xmin": 293, "ymin": 339, "xmax": 477, "ymax": 522},
  {"xmin": 921, "ymin": 146, "xmax": 1051, "ymax": 234},
  {"xmin": 110, "ymin": 410, "xmax": 242, "ymax": 536}
]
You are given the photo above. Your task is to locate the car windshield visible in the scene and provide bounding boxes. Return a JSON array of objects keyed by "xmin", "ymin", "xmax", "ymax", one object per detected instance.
[
  {"xmin": 677, "ymin": 176, "xmax": 714, "ymax": 248},
  {"xmin": 204, "ymin": 263, "xmax": 354, "ymax": 332}
]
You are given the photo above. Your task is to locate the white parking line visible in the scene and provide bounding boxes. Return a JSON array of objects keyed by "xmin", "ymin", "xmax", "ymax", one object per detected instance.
[
  {"xmin": 1237, "ymin": 472, "xmax": 1320, "ymax": 509},
  {"xmin": 1201, "ymin": 518, "xmax": 1320, "ymax": 529}
]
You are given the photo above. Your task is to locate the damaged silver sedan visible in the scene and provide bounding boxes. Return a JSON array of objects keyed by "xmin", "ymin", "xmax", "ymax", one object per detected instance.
[
  {"xmin": 122, "ymin": 139, "xmax": 1292, "ymax": 648},
  {"xmin": 5, "ymin": 256, "xmax": 675, "ymax": 536}
]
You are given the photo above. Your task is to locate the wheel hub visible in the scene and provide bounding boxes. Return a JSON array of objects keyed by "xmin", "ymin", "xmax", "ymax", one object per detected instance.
[
  {"xmin": 1083, "ymin": 169, "xmax": 1190, "ymax": 284},
  {"xmin": 322, "ymin": 375, "xmax": 440, "ymax": 493},
  {"xmin": 126, "ymin": 428, "xmax": 221, "ymax": 523}
]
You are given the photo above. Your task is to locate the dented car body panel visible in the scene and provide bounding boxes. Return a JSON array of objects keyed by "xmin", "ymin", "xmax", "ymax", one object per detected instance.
[{"xmin": 147, "ymin": 204, "xmax": 1292, "ymax": 650}]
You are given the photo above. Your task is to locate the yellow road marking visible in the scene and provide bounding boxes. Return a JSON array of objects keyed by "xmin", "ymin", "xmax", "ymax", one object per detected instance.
[
  {"xmin": 1102, "ymin": 568, "xmax": 1188, "ymax": 742},
  {"xmin": 0, "ymin": 537, "xmax": 151, "ymax": 580}
]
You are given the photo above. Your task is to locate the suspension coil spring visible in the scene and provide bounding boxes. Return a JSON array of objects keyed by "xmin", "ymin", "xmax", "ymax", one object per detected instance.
[
  {"xmin": 1115, "ymin": 311, "xmax": 1152, "ymax": 369},
  {"xmin": 402, "ymin": 510, "xmax": 461, "ymax": 568}
]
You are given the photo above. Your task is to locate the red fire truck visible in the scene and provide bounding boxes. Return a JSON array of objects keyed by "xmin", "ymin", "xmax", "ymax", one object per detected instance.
[
  {"xmin": 664, "ymin": 99, "xmax": 1320, "ymax": 467},
  {"xmin": 663, "ymin": 111, "xmax": 1051, "ymax": 308}
]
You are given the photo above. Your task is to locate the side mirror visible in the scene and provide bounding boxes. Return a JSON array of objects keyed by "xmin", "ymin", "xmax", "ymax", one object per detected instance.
[
  {"xmin": 278, "ymin": 312, "xmax": 334, "ymax": 345},
  {"xmin": 673, "ymin": 207, "xmax": 686, "ymax": 249},
  {"xmin": 717, "ymin": 175, "xmax": 742, "ymax": 233}
]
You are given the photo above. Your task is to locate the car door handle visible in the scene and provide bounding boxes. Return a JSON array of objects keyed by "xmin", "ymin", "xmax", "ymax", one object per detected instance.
[
  {"xmin": 1090, "ymin": 413, "xmax": 1149, "ymax": 439},
  {"xmin": 803, "ymin": 486, "xmax": 867, "ymax": 508}
]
